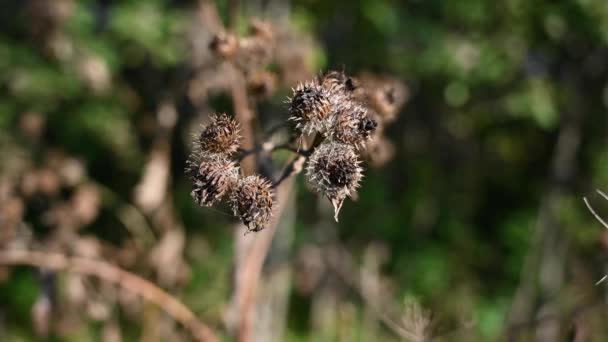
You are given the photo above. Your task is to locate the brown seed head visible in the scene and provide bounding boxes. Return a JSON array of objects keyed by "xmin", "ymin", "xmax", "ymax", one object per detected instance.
[
  {"xmin": 306, "ymin": 142, "xmax": 363, "ymax": 221},
  {"xmin": 236, "ymin": 36, "xmax": 273, "ymax": 72},
  {"xmin": 209, "ymin": 32, "xmax": 239, "ymax": 59},
  {"xmin": 186, "ymin": 153, "xmax": 238, "ymax": 207},
  {"xmin": 321, "ymin": 70, "xmax": 357, "ymax": 95},
  {"xmin": 363, "ymin": 134, "xmax": 395, "ymax": 168},
  {"xmin": 288, "ymin": 81, "xmax": 333, "ymax": 134},
  {"xmin": 249, "ymin": 19, "xmax": 274, "ymax": 41},
  {"xmin": 230, "ymin": 175, "xmax": 274, "ymax": 233},
  {"xmin": 328, "ymin": 102, "xmax": 377, "ymax": 148},
  {"xmin": 367, "ymin": 81, "xmax": 408, "ymax": 122},
  {"xmin": 196, "ymin": 113, "xmax": 241, "ymax": 154},
  {"xmin": 355, "ymin": 75, "xmax": 409, "ymax": 123}
]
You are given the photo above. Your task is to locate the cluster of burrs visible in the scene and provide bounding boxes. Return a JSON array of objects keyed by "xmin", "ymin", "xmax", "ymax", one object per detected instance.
[
  {"xmin": 289, "ymin": 71, "xmax": 379, "ymax": 221},
  {"xmin": 186, "ymin": 114, "xmax": 274, "ymax": 233},
  {"xmin": 188, "ymin": 71, "xmax": 405, "ymax": 231}
]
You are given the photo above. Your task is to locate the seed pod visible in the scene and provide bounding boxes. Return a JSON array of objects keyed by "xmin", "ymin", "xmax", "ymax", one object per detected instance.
[
  {"xmin": 196, "ymin": 114, "xmax": 241, "ymax": 155},
  {"xmin": 355, "ymin": 75, "xmax": 409, "ymax": 123},
  {"xmin": 230, "ymin": 175, "xmax": 274, "ymax": 233},
  {"xmin": 288, "ymin": 81, "xmax": 333, "ymax": 135},
  {"xmin": 209, "ymin": 32, "xmax": 239, "ymax": 59},
  {"xmin": 362, "ymin": 134, "xmax": 395, "ymax": 168},
  {"xmin": 321, "ymin": 70, "xmax": 357, "ymax": 95},
  {"xmin": 328, "ymin": 102, "xmax": 377, "ymax": 148},
  {"xmin": 306, "ymin": 142, "xmax": 363, "ymax": 221},
  {"xmin": 186, "ymin": 153, "xmax": 238, "ymax": 207},
  {"xmin": 235, "ymin": 36, "xmax": 273, "ymax": 72}
]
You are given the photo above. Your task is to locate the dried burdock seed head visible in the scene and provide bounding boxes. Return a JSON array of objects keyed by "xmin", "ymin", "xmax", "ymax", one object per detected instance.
[
  {"xmin": 196, "ymin": 113, "xmax": 241, "ymax": 154},
  {"xmin": 321, "ymin": 70, "xmax": 357, "ymax": 95},
  {"xmin": 368, "ymin": 82, "xmax": 408, "ymax": 122},
  {"xmin": 249, "ymin": 19, "xmax": 274, "ymax": 42},
  {"xmin": 186, "ymin": 153, "xmax": 238, "ymax": 207},
  {"xmin": 236, "ymin": 36, "xmax": 273, "ymax": 72},
  {"xmin": 230, "ymin": 175, "xmax": 274, "ymax": 233},
  {"xmin": 306, "ymin": 142, "xmax": 363, "ymax": 221},
  {"xmin": 288, "ymin": 81, "xmax": 333, "ymax": 134},
  {"xmin": 328, "ymin": 102, "xmax": 377, "ymax": 148},
  {"xmin": 363, "ymin": 134, "xmax": 395, "ymax": 168},
  {"xmin": 209, "ymin": 32, "xmax": 239, "ymax": 59},
  {"xmin": 356, "ymin": 75, "xmax": 409, "ymax": 123}
]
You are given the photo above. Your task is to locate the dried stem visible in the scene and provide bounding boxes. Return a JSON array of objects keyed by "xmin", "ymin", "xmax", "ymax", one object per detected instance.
[
  {"xmin": 272, "ymin": 155, "xmax": 306, "ymax": 187},
  {"xmin": 235, "ymin": 179, "xmax": 295, "ymax": 342},
  {"xmin": 0, "ymin": 249, "xmax": 218, "ymax": 342},
  {"xmin": 271, "ymin": 134, "xmax": 324, "ymax": 187},
  {"xmin": 230, "ymin": 67, "xmax": 256, "ymax": 175},
  {"xmin": 238, "ymin": 142, "xmax": 303, "ymax": 162}
]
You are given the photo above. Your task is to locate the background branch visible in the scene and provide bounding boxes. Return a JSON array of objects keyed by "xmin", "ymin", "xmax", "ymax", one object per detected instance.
[{"xmin": 0, "ymin": 249, "xmax": 218, "ymax": 342}]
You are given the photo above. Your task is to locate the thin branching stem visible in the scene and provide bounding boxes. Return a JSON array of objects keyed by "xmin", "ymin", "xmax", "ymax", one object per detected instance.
[
  {"xmin": 238, "ymin": 142, "xmax": 305, "ymax": 162},
  {"xmin": 272, "ymin": 155, "xmax": 306, "ymax": 188}
]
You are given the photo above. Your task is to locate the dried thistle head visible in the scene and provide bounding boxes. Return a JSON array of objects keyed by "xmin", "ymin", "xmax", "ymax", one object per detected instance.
[
  {"xmin": 288, "ymin": 81, "xmax": 333, "ymax": 134},
  {"xmin": 249, "ymin": 19, "xmax": 274, "ymax": 41},
  {"xmin": 321, "ymin": 70, "xmax": 357, "ymax": 95},
  {"xmin": 196, "ymin": 113, "xmax": 241, "ymax": 154},
  {"xmin": 328, "ymin": 102, "xmax": 377, "ymax": 148},
  {"xmin": 209, "ymin": 32, "xmax": 239, "ymax": 59},
  {"xmin": 356, "ymin": 75, "xmax": 409, "ymax": 123},
  {"xmin": 230, "ymin": 175, "xmax": 274, "ymax": 233},
  {"xmin": 368, "ymin": 82, "xmax": 408, "ymax": 123},
  {"xmin": 362, "ymin": 134, "xmax": 395, "ymax": 168},
  {"xmin": 186, "ymin": 153, "xmax": 238, "ymax": 207},
  {"xmin": 236, "ymin": 21, "xmax": 274, "ymax": 72},
  {"xmin": 236, "ymin": 36, "xmax": 273, "ymax": 72},
  {"xmin": 306, "ymin": 142, "xmax": 363, "ymax": 221}
]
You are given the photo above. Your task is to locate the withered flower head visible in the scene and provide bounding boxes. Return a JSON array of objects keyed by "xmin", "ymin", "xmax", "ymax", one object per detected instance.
[
  {"xmin": 196, "ymin": 113, "xmax": 241, "ymax": 154},
  {"xmin": 209, "ymin": 32, "xmax": 239, "ymax": 59},
  {"xmin": 236, "ymin": 36, "xmax": 273, "ymax": 72},
  {"xmin": 230, "ymin": 175, "xmax": 274, "ymax": 233},
  {"xmin": 328, "ymin": 102, "xmax": 377, "ymax": 148},
  {"xmin": 306, "ymin": 142, "xmax": 363, "ymax": 221},
  {"xmin": 288, "ymin": 81, "xmax": 333, "ymax": 134},
  {"xmin": 186, "ymin": 153, "xmax": 238, "ymax": 207},
  {"xmin": 249, "ymin": 19, "xmax": 274, "ymax": 41},
  {"xmin": 355, "ymin": 75, "xmax": 409, "ymax": 123},
  {"xmin": 362, "ymin": 134, "xmax": 395, "ymax": 168},
  {"xmin": 367, "ymin": 81, "xmax": 409, "ymax": 123},
  {"xmin": 321, "ymin": 70, "xmax": 357, "ymax": 94}
]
